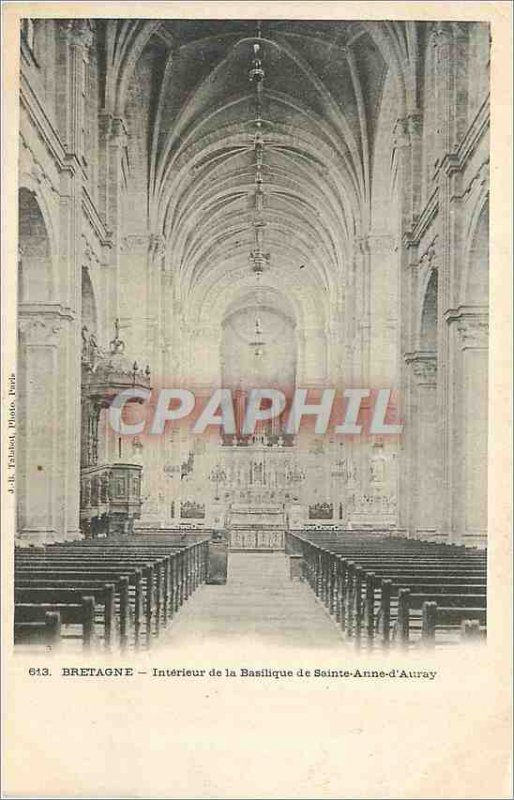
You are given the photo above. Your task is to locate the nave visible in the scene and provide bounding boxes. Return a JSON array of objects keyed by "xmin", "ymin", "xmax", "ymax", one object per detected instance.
[
  {"xmin": 14, "ymin": 530, "xmax": 486, "ymax": 652},
  {"xmin": 16, "ymin": 19, "xmax": 490, "ymax": 551},
  {"xmin": 155, "ymin": 552, "xmax": 344, "ymax": 648}
]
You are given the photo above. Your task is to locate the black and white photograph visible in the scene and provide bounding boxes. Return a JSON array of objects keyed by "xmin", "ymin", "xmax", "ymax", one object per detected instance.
[{"xmin": 2, "ymin": 3, "xmax": 511, "ymax": 799}]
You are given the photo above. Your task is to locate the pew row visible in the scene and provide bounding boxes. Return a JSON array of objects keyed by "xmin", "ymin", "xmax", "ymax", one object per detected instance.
[
  {"xmin": 287, "ymin": 531, "xmax": 487, "ymax": 649},
  {"xmin": 14, "ymin": 535, "xmax": 210, "ymax": 651}
]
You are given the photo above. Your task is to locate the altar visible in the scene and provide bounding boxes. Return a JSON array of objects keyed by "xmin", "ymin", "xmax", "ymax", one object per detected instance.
[{"xmin": 228, "ymin": 504, "xmax": 285, "ymax": 551}]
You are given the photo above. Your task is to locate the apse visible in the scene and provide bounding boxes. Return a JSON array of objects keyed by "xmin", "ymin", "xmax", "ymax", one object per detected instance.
[{"xmin": 221, "ymin": 289, "xmax": 296, "ymax": 392}]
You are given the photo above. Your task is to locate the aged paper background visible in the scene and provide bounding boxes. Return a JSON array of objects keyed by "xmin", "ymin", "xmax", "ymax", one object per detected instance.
[{"xmin": 1, "ymin": 2, "xmax": 512, "ymax": 798}]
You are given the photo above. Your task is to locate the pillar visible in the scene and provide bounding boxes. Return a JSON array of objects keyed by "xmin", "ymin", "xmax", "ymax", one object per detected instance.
[
  {"xmin": 405, "ymin": 353, "xmax": 441, "ymax": 539},
  {"xmin": 447, "ymin": 310, "xmax": 488, "ymax": 544},
  {"xmin": 17, "ymin": 310, "xmax": 81, "ymax": 544}
]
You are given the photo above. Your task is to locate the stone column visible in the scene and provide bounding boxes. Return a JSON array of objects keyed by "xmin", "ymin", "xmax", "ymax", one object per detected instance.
[
  {"xmin": 295, "ymin": 328, "xmax": 306, "ymax": 385},
  {"xmin": 352, "ymin": 237, "xmax": 371, "ymax": 385},
  {"xmin": 147, "ymin": 234, "xmax": 166, "ymax": 371},
  {"xmin": 156, "ymin": 269, "xmax": 177, "ymax": 398},
  {"xmin": 17, "ymin": 310, "xmax": 80, "ymax": 544},
  {"xmin": 302, "ymin": 327, "xmax": 328, "ymax": 385},
  {"xmin": 48, "ymin": 21, "xmax": 95, "ymax": 543},
  {"xmin": 393, "ymin": 116, "xmax": 420, "ymax": 537},
  {"xmin": 405, "ymin": 353, "xmax": 440, "ymax": 539},
  {"xmin": 192, "ymin": 324, "xmax": 221, "ymax": 386},
  {"xmin": 118, "ymin": 233, "xmax": 151, "ymax": 363},
  {"xmin": 431, "ymin": 23, "xmax": 454, "ymax": 163},
  {"xmin": 447, "ymin": 310, "xmax": 488, "ymax": 544},
  {"xmin": 431, "ymin": 24, "xmax": 463, "ymax": 542},
  {"xmin": 57, "ymin": 20, "xmax": 94, "ymax": 162},
  {"xmin": 365, "ymin": 233, "xmax": 398, "ymax": 385},
  {"xmin": 95, "ymin": 113, "xmax": 127, "ymax": 333}
]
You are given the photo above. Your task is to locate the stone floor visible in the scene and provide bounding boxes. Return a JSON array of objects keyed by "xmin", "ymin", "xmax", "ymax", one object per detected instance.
[{"xmin": 155, "ymin": 552, "xmax": 344, "ymax": 648}]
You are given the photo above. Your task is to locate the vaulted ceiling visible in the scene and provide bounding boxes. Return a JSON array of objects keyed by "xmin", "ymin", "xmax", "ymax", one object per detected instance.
[{"xmin": 102, "ymin": 20, "xmax": 424, "ymax": 324}]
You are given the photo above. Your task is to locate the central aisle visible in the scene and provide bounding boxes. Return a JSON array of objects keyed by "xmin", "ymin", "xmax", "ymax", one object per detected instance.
[{"xmin": 156, "ymin": 552, "xmax": 344, "ymax": 648}]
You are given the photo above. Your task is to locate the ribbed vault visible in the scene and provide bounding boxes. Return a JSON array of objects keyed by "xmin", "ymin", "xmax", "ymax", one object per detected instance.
[{"xmin": 110, "ymin": 19, "xmax": 418, "ymax": 329}]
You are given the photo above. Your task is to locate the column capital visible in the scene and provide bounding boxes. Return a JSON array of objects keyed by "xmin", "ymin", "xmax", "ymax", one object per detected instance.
[
  {"xmin": 59, "ymin": 19, "xmax": 95, "ymax": 53},
  {"xmin": 407, "ymin": 112, "xmax": 423, "ymax": 140},
  {"xmin": 392, "ymin": 116, "xmax": 410, "ymax": 149},
  {"xmin": 419, "ymin": 240, "xmax": 438, "ymax": 271},
  {"xmin": 430, "ymin": 21, "xmax": 453, "ymax": 50},
  {"xmin": 120, "ymin": 232, "xmax": 167, "ymax": 263},
  {"xmin": 404, "ymin": 351, "xmax": 438, "ymax": 384},
  {"xmin": 445, "ymin": 307, "xmax": 489, "ymax": 350},
  {"xmin": 356, "ymin": 233, "xmax": 396, "ymax": 255},
  {"xmin": 18, "ymin": 310, "xmax": 70, "ymax": 346},
  {"xmin": 456, "ymin": 317, "xmax": 489, "ymax": 350},
  {"xmin": 149, "ymin": 233, "xmax": 167, "ymax": 263},
  {"xmin": 393, "ymin": 113, "xmax": 423, "ymax": 150},
  {"xmin": 99, "ymin": 112, "xmax": 128, "ymax": 146},
  {"xmin": 120, "ymin": 233, "xmax": 150, "ymax": 254}
]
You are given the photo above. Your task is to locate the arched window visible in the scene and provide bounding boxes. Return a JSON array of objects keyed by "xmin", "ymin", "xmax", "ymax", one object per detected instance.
[{"xmin": 420, "ymin": 270, "xmax": 438, "ymax": 352}]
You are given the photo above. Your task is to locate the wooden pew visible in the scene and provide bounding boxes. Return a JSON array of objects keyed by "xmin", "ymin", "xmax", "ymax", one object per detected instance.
[
  {"xmin": 421, "ymin": 601, "xmax": 487, "ymax": 646},
  {"xmin": 15, "ymin": 585, "xmax": 116, "ymax": 647},
  {"xmin": 15, "ymin": 598, "xmax": 95, "ymax": 648},
  {"xmin": 15, "ymin": 567, "xmax": 139, "ymax": 648},
  {"xmin": 14, "ymin": 610, "xmax": 61, "ymax": 649},
  {"xmin": 14, "ymin": 536, "xmax": 210, "ymax": 651},
  {"xmin": 290, "ymin": 531, "xmax": 487, "ymax": 649},
  {"xmin": 303, "ymin": 547, "xmax": 485, "ymax": 634},
  {"xmin": 395, "ymin": 589, "xmax": 487, "ymax": 646},
  {"xmin": 16, "ymin": 553, "xmax": 181, "ymax": 641}
]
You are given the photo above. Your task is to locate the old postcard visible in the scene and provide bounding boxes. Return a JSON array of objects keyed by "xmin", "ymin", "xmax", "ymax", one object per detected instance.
[{"xmin": 1, "ymin": 2, "xmax": 512, "ymax": 798}]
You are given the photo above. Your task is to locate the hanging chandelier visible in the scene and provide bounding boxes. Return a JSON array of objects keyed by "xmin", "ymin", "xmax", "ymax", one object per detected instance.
[
  {"xmin": 248, "ymin": 27, "xmax": 271, "ymax": 277},
  {"xmin": 249, "ymin": 316, "xmax": 266, "ymax": 358}
]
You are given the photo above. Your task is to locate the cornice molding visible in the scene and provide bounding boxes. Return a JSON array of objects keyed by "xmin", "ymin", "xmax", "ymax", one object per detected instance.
[
  {"xmin": 404, "ymin": 350, "xmax": 438, "ymax": 383},
  {"xmin": 403, "ymin": 188, "xmax": 439, "ymax": 248},
  {"xmin": 445, "ymin": 305, "xmax": 489, "ymax": 350},
  {"xmin": 20, "ymin": 72, "xmax": 67, "ymax": 170},
  {"xmin": 82, "ymin": 187, "xmax": 112, "ymax": 248},
  {"xmin": 18, "ymin": 302, "xmax": 75, "ymax": 321},
  {"xmin": 20, "ymin": 69, "xmax": 93, "ymax": 182},
  {"xmin": 18, "ymin": 303, "xmax": 75, "ymax": 344},
  {"xmin": 441, "ymin": 95, "xmax": 490, "ymax": 178},
  {"xmin": 404, "ymin": 97, "xmax": 489, "ymax": 250}
]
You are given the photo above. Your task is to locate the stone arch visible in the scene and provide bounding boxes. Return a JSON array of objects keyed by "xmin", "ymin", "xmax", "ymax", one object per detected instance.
[
  {"xmin": 407, "ymin": 267, "xmax": 440, "ymax": 541},
  {"xmin": 221, "ymin": 290, "xmax": 298, "ymax": 394},
  {"xmin": 452, "ymin": 195, "xmax": 488, "ymax": 542},
  {"xmin": 461, "ymin": 196, "xmax": 489, "ymax": 306},
  {"xmin": 17, "ymin": 187, "xmax": 60, "ymax": 543},
  {"xmin": 18, "ymin": 187, "xmax": 55, "ymax": 303},
  {"xmin": 81, "ymin": 266, "xmax": 98, "ymax": 334},
  {"xmin": 361, "ymin": 23, "xmax": 410, "ymax": 118},
  {"xmin": 371, "ymin": 68, "xmax": 401, "ymax": 226},
  {"xmin": 420, "ymin": 28, "xmax": 438, "ymax": 206},
  {"xmin": 368, "ymin": 67, "xmax": 402, "ymax": 385},
  {"xmin": 419, "ymin": 269, "xmax": 438, "ymax": 351}
]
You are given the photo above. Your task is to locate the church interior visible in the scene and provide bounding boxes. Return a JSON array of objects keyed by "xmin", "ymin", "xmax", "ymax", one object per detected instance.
[{"xmin": 15, "ymin": 18, "xmax": 489, "ymax": 650}]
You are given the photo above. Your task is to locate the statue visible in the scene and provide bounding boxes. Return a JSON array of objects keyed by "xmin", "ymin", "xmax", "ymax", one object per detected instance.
[
  {"xmin": 131, "ymin": 436, "xmax": 143, "ymax": 463},
  {"xmin": 370, "ymin": 446, "xmax": 387, "ymax": 483},
  {"xmin": 81, "ymin": 325, "xmax": 89, "ymax": 355},
  {"xmin": 88, "ymin": 332, "xmax": 99, "ymax": 363},
  {"xmin": 109, "ymin": 318, "xmax": 125, "ymax": 354}
]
